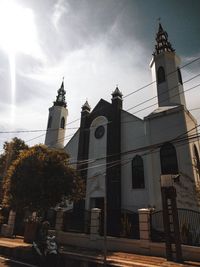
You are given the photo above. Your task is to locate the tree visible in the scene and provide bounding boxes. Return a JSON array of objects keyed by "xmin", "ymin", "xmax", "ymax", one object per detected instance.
[
  {"xmin": 0, "ymin": 137, "xmax": 29, "ymax": 201},
  {"xmin": 2, "ymin": 145, "xmax": 85, "ymax": 213},
  {"xmin": 0, "ymin": 137, "xmax": 29, "ymax": 176}
]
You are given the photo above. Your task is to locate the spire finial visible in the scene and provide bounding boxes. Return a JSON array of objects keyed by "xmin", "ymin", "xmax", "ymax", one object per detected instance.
[
  {"xmin": 82, "ymin": 98, "xmax": 91, "ymax": 112},
  {"xmin": 153, "ymin": 22, "xmax": 175, "ymax": 56},
  {"xmin": 54, "ymin": 79, "xmax": 67, "ymax": 108},
  {"xmin": 112, "ymin": 85, "xmax": 122, "ymax": 98}
]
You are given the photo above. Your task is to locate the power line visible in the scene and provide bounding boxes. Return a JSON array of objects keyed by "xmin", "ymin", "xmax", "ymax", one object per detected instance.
[
  {"xmin": 129, "ymin": 82, "xmax": 200, "ymax": 116},
  {"xmin": 126, "ymin": 73, "xmax": 200, "ymax": 112},
  {"xmin": 0, "ymin": 56, "xmax": 199, "ymax": 135},
  {"xmin": 28, "ymin": 79, "xmax": 200, "ymax": 149},
  {"xmin": 0, "ymin": 73, "xmax": 199, "ymax": 136},
  {"xmin": 80, "ymin": 132, "xmax": 200, "ymax": 181},
  {"xmin": 123, "ymin": 56, "xmax": 200, "ymax": 99},
  {"xmin": 0, "ymin": 57, "xmax": 199, "ymax": 153},
  {"xmin": 69, "ymin": 124, "xmax": 200, "ymax": 170}
]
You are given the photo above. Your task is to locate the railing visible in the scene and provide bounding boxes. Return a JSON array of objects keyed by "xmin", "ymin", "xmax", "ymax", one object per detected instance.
[
  {"xmin": 150, "ymin": 208, "xmax": 200, "ymax": 246},
  {"xmin": 99, "ymin": 209, "xmax": 139, "ymax": 239},
  {"xmin": 150, "ymin": 210, "xmax": 165, "ymax": 242},
  {"xmin": 63, "ymin": 209, "xmax": 91, "ymax": 234}
]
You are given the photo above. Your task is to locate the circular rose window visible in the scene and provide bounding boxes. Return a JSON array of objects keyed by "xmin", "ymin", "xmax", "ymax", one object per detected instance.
[{"xmin": 94, "ymin": 125, "xmax": 105, "ymax": 139}]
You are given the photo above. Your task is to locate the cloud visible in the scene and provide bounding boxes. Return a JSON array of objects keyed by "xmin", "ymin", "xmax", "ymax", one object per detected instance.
[
  {"xmin": 52, "ymin": 0, "xmax": 69, "ymax": 30},
  {"xmin": 0, "ymin": 0, "xmax": 199, "ymax": 150}
]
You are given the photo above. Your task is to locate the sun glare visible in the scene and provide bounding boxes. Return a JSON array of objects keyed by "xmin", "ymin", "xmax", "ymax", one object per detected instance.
[
  {"xmin": 0, "ymin": 0, "xmax": 40, "ymax": 55},
  {"xmin": 0, "ymin": 0, "xmax": 42, "ymax": 124}
]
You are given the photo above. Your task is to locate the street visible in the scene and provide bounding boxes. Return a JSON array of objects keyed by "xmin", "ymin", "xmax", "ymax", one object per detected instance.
[{"xmin": 0, "ymin": 256, "xmax": 37, "ymax": 267}]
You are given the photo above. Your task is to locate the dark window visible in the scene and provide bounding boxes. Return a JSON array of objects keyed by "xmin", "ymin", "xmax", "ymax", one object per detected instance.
[
  {"xmin": 157, "ymin": 66, "xmax": 165, "ymax": 84},
  {"xmin": 47, "ymin": 116, "xmax": 52, "ymax": 128},
  {"xmin": 132, "ymin": 155, "xmax": 145, "ymax": 189},
  {"xmin": 61, "ymin": 117, "xmax": 65, "ymax": 129},
  {"xmin": 194, "ymin": 145, "xmax": 200, "ymax": 174},
  {"xmin": 160, "ymin": 143, "xmax": 178, "ymax": 174},
  {"xmin": 177, "ymin": 68, "xmax": 183, "ymax": 85}
]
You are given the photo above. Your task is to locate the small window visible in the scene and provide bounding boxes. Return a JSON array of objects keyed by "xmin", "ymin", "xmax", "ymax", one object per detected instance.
[
  {"xmin": 177, "ymin": 67, "xmax": 183, "ymax": 85},
  {"xmin": 132, "ymin": 155, "xmax": 145, "ymax": 189},
  {"xmin": 160, "ymin": 142, "xmax": 178, "ymax": 174},
  {"xmin": 47, "ymin": 116, "xmax": 52, "ymax": 128},
  {"xmin": 60, "ymin": 117, "xmax": 65, "ymax": 129},
  {"xmin": 157, "ymin": 66, "xmax": 165, "ymax": 84}
]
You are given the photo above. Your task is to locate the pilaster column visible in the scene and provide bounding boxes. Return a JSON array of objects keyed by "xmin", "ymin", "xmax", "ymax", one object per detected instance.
[
  {"xmin": 90, "ymin": 208, "xmax": 101, "ymax": 240},
  {"xmin": 138, "ymin": 208, "xmax": 151, "ymax": 241}
]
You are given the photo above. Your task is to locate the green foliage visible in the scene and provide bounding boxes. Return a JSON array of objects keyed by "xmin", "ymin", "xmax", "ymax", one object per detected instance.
[
  {"xmin": 2, "ymin": 145, "xmax": 85, "ymax": 212},
  {"xmin": 0, "ymin": 137, "xmax": 28, "ymax": 202},
  {"xmin": 0, "ymin": 137, "xmax": 28, "ymax": 177}
]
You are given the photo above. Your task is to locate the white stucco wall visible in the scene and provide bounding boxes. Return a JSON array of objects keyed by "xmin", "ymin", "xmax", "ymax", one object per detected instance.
[
  {"xmin": 121, "ymin": 110, "xmax": 149, "ymax": 211},
  {"xmin": 64, "ymin": 130, "xmax": 80, "ymax": 166},
  {"xmin": 85, "ymin": 116, "xmax": 108, "ymax": 209},
  {"xmin": 45, "ymin": 105, "xmax": 68, "ymax": 149},
  {"xmin": 145, "ymin": 106, "xmax": 200, "ymax": 210},
  {"xmin": 150, "ymin": 52, "xmax": 186, "ymax": 107}
]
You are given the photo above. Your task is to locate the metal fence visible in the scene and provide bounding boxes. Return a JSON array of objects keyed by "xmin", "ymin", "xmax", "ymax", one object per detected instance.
[
  {"xmin": 120, "ymin": 209, "xmax": 140, "ymax": 239},
  {"xmin": 99, "ymin": 209, "xmax": 139, "ymax": 239},
  {"xmin": 151, "ymin": 208, "xmax": 200, "ymax": 246},
  {"xmin": 63, "ymin": 209, "xmax": 91, "ymax": 234}
]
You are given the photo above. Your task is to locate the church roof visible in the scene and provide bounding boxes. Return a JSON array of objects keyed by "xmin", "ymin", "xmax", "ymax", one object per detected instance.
[{"xmin": 145, "ymin": 105, "xmax": 181, "ymax": 119}]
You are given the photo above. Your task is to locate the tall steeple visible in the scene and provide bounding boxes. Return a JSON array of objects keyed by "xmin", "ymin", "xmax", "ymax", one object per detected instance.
[
  {"xmin": 150, "ymin": 23, "xmax": 186, "ymax": 107},
  {"xmin": 44, "ymin": 80, "xmax": 68, "ymax": 149}
]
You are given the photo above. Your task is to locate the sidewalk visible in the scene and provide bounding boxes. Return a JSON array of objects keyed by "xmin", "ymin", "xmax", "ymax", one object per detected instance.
[{"xmin": 0, "ymin": 236, "xmax": 200, "ymax": 266}]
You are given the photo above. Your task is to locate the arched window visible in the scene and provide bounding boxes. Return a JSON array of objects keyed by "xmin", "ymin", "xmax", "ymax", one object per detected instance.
[
  {"xmin": 157, "ymin": 66, "xmax": 165, "ymax": 84},
  {"xmin": 47, "ymin": 116, "xmax": 52, "ymax": 128},
  {"xmin": 194, "ymin": 144, "xmax": 200, "ymax": 175},
  {"xmin": 132, "ymin": 155, "xmax": 145, "ymax": 189},
  {"xmin": 60, "ymin": 117, "xmax": 65, "ymax": 129},
  {"xmin": 160, "ymin": 143, "xmax": 178, "ymax": 174},
  {"xmin": 177, "ymin": 67, "xmax": 183, "ymax": 85}
]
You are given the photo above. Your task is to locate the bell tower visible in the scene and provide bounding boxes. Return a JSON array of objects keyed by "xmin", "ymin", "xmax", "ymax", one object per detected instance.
[
  {"xmin": 44, "ymin": 80, "xmax": 68, "ymax": 149},
  {"xmin": 150, "ymin": 23, "xmax": 186, "ymax": 107}
]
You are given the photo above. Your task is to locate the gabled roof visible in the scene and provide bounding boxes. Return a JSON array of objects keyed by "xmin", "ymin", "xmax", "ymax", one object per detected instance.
[{"xmin": 91, "ymin": 98, "xmax": 112, "ymax": 114}]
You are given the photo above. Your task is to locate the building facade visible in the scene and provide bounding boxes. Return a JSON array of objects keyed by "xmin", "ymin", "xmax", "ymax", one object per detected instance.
[{"xmin": 45, "ymin": 24, "xmax": 200, "ymax": 234}]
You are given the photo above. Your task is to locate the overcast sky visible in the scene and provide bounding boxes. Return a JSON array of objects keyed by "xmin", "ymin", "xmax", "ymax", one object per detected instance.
[{"xmin": 0, "ymin": 0, "xmax": 199, "ymax": 151}]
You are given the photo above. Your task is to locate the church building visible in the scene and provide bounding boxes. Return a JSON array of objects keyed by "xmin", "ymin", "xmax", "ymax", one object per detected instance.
[{"xmin": 45, "ymin": 24, "xmax": 200, "ymax": 235}]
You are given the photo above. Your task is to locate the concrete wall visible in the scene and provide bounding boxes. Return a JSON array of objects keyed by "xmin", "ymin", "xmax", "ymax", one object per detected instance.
[{"xmin": 56, "ymin": 231, "xmax": 200, "ymax": 262}]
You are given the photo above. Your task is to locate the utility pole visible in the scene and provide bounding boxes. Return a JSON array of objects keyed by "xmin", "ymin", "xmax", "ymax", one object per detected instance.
[
  {"xmin": 161, "ymin": 174, "xmax": 182, "ymax": 263},
  {"xmin": 103, "ymin": 174, "xmax": 107, "ymax": 266}
]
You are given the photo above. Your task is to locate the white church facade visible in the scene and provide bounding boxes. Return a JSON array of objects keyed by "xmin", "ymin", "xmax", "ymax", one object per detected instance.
[{"xmin": 45, "ymin": 24, "xmax": 200, "ymax": 235}]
